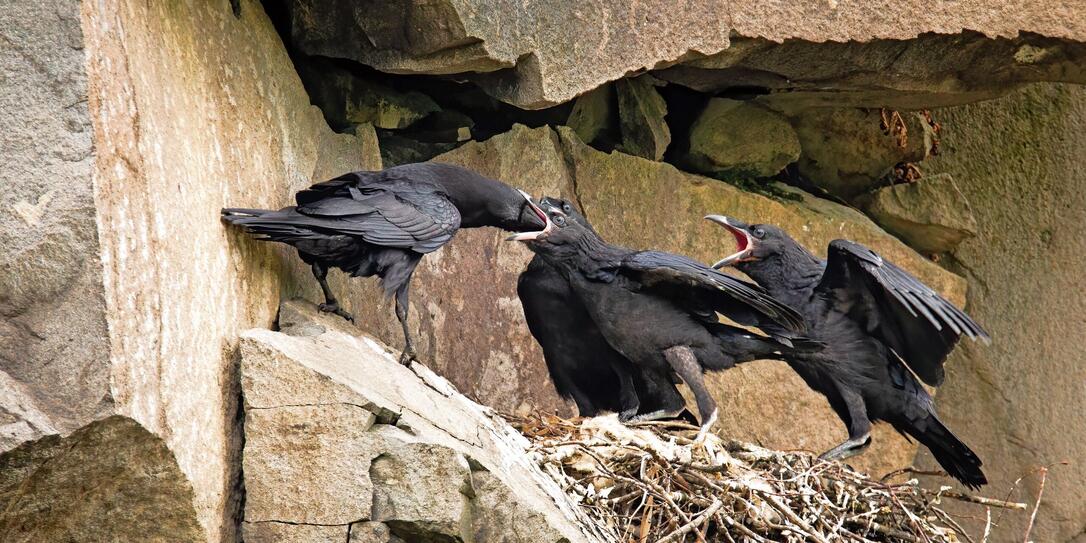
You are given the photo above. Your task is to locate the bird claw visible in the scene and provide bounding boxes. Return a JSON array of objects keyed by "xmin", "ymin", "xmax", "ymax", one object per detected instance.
[
  {"xmin": 398, "ymin": 349, "xmax": 417, "ymax": 366},
  {"xmin": 318, "ymin": 302, "xmax": 355, "ymax": 323},
  {"xmin": 617, "ymin": 408, "xmax": 639, "ymax": 423},
  {"xmin": 694, "ymin": 408, "xmax": 719, "ymax": 445}
]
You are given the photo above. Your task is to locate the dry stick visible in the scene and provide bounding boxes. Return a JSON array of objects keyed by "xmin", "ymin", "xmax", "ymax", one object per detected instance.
[
  {"xmin": 849, "ymin": 518, "xmax": 922, "ymax": 543},
  {"xmin": 981, "ymin": 507, "xmax": 992, "ymax": 543},
  {"xmin": 1022, "ymin": 467, "xmax": 1047, "ymax": 543},
  {"xmin": 941, "ymin": 491, "xmax": 1027, "ymax": 510},
  {"xmin": 758, "ymin": 491, "xmax": 831, "ymax": 543},
  {"xmin": 656, "ymin": 499, "xmax": 723, "ymax": 543},
  {"xmin": 718, "ymin": 512, "xmax": 773, "ymax": 543},
  {"xmin": 639, "ymin": 494, "xmax": 655, "ymax": 543},
  {"xmin": 881, "ymin": 467, "xmax": 949, "ymax": 482},
  {"xmin": 933, "ymin": 506, "xmax": 977, "ymax": 543}
]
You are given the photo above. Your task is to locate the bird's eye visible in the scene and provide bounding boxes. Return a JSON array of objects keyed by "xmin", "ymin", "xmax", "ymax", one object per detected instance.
[
  {"xmin": 562, "ymin": 203, "xmax": 572, "ymax": 213},
  {"xmin": 553, "ymin": 214, "xmax": 567, "ymax": 226},
  {"xmin": 752, "ymin": 227, "xmax": 766, "ymax": 239}
]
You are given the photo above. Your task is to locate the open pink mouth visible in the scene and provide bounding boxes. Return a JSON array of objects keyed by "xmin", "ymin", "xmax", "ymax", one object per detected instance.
[
  {"xmin": 704, "ymin": 215, "xmax": 755, "ymax": 268},
  {"xmin": 506, "ymin": 190, "xmax": 554, "ymax": 242}
]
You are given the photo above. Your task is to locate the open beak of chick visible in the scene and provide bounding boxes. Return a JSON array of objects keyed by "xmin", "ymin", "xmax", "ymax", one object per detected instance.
[
  {"xmin": 506, "ymin": 190, "xmax": 553, "ymax": 242},
  {"xmin": 705, "ymin": 215, "xmax": 755, "ymax": 268}
]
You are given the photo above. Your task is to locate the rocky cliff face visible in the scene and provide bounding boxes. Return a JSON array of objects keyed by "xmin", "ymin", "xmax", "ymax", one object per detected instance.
[{"xmin": 2, "ymin": 0, "xmax": 1084, "ymax": 542}]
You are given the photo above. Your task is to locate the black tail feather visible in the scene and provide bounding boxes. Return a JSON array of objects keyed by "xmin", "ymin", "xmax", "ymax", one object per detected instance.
[{"xmin": 909, "ymin": 414, "xmax": 987, "ymax": 489}]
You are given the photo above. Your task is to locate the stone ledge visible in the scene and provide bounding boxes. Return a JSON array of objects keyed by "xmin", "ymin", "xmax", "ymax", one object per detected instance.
[{"xmin": 239, "ymin": 301, "xmax": 602, "ymax": 542}]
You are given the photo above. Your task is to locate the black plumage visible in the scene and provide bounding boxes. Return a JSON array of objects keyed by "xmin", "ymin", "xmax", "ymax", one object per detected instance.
[
  {"xmin": 222, "ymin": 162, "xmax": 547, "ymax": 365},
  {"xmin": 707, "ymin": 215, "xmax": 991, "ymax": 488},
  {"xmin": 517, "ymin": 198, "xmax": 691, "ymax": 420},
  {"xmin": 509, "ymin": 205, "xmax": 812, "ymax": 437}
]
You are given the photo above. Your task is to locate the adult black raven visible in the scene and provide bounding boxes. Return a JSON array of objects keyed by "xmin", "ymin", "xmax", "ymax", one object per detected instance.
[
  {"xmin": 509, "ymin": 205, "xmax": 811, "ymax": 438},
  {"xmin": 707, "ymin": 215, "xmax": 991, "ymax": 488},
  {"xmin": 222, "ymin": 162, "xmax": 547, "ymax": 365},
  {"xmin": 518, "ymin": 197, "xmax": 690, "ymax": 421}
]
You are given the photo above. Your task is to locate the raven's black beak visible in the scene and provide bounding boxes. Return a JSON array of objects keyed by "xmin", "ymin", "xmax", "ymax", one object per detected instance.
[
  {"xmin": 506, "ymin": 190, "xmax": 552, "ymax": 242},
  {"xmin": 705, "ymin": 215, "xmax": 754, "ymax": 268}
]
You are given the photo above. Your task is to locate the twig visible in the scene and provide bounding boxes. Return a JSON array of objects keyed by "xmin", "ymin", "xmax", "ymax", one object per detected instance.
[
  {"xmin": 981, "ymin": 507, "xmax": 992, "ymax": 543},
  {"xmin": 1022, "ymin": 467, "xmax": 1047, "ymax": 543},
  {"xmin": 941, "ymin": 491, "xmax": 1027, "ymax": 510},
  {"xmin": 656, "ymin": 499, "xmax": 722, "ymax": 543}
]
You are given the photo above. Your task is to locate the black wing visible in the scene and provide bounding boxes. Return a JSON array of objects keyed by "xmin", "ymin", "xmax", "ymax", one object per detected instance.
[
  {"xmin": 295, "ymin": 163, "xmax": 466, "ymax": 206},
  {"xmin": 816, "ymin": 240, "xmax": 990, "ymax": 386},
  {"xmin": 618, "ymin": 251, "xmax": 807, "ymax": 334},
  {"xmin": 293, "ymin": 189, "xmax": 460, "ymax": 253}
]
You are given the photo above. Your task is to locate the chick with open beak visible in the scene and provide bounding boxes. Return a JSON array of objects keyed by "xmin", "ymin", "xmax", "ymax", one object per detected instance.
[
  {"xmin": 506, "ymin": 190, "xmax": 554, "ymax": 242},
  {"xmin": 705, "ymin": 215, "xmax": 757, "ymax": 268}
]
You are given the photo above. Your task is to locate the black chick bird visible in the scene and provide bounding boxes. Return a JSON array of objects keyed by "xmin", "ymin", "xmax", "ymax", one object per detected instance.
[
  {"xmin": 707, "ymin": 215, "xmax": 991, "ymax": 488},
  {"xmin": 222, "ymin": 162, "xmax": 547, "ymax": 365},
  {"xmin": 509, "ymin": 205, "xmax": 812, "ymax": 438},
  {"xmin": 518, "ymin": 197, "xmax": 692, "ymax": 421}
]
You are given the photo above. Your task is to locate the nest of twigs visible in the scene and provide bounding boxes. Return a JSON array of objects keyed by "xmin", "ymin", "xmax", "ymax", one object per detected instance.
[{"xmin": 509, "ymin": 414, "xmax": 1026, "ymax": 543}]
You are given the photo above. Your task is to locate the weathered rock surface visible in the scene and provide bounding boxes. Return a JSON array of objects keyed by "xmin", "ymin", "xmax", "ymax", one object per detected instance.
[
  {"xmin": 683, "ymin": 98, "xmax": 800, "ymax": 179},
  {"xmin": 916, "ymin": 83, "xmax": 1086, "ymax": 543},
  {"xmin": 1, "ymin": 0, "xmax": 108, "ymax": 448},
  {"xmin": 239, "ymin": 303, "xmax": 600, "ymax": 542},
  {"xmin": 370, "ymin": 443, "xmax": 472, "ymax": 541},
  {"xmin": 615, "ymin": 76, "xmax": 670, "ymax": 161},
  {"xmin": 0, "ymin": 416, "xmax": 202, "ymax": 542},
  {"xmin": 660, "ymin": 33, "xmax": 1086, "ymax": 110},
  {"xmin": 565, "ymin": 84, "xmax": 614, "ymax": 146},
  {"xmin": 857, "ymin": 174, "xmax": 978, "ymax": 253},
  {"xmin": 4, "ymin": 0, "xmax": 382, "ymax": 539},
  {"xmin": 243, "ymin": 522, "xmax": 347, "ymax": 543},
  {"xmin": 0, "ymin": 370, "xmax": 58, "ymax": 452},
  {"xmin": 244, "ymin": 404, "xmax": 382, "ymax": 524},
  {"xmin": 298, "ymin": 57, "xmax": 441, "ymax": 131},
  {"xmin": 283, "ymin": 0, "xmax": 1085, "ymax": 108},
  {"xmin": 791, "ymin": 108, "xmax": 934, "ymax": 199}
]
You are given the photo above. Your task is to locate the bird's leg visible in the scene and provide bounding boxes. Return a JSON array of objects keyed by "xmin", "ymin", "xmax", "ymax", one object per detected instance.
[
  {"xmin": 630, "ymin": 370, "xmax": 689, "ymax": 422},
  {"xmin": 311, "ymin": 262, "xmax": 354, "ymax": 323},
  {"xmin": 663, "ymin": 346, "xmax": 718, "ymax": 443},
  {"xmin": 819, "ymin": 387, "xmax": 872, "ymax": 462},
  {"xmin": 394, "ymin": 283, "xmax": 417, "ymax": 366},
  {"xmin": 612, "ymin": 366, "xmax": 641, "ymax": 422}
]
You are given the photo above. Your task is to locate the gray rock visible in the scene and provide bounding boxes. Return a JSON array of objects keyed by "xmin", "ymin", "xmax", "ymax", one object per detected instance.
[
  {"xmin": 243, "ymin": 522, "xmax": 348, "ymax": 543},
  {"xmin": 683, "ymin": 98, "xmax": 800, "ymax": 179},
  {"xmin": 349, "ymin": 521, "xmax": 392, "ymax": 543},
  {"xmin": 856, "ymin": 174, "xmax": 978, "ymax": 253},
  {"xmin": 244, "ymin": 404, "xmax": 383, "ymax": 525},
  {"xmin": 912, "ymin": 84, "xmax": 1086, "ymax": 543},
  {"xmin": 283, "ymin": 0, "xmax": 1085, "ymax": 108},
  {"xmin": 238, "ymin": 314, "xmax": 603, "ymax": 542},
  {"xmin": 566, "ymin": 84, "xmax": 615, "ymax": 146},
  {"xmin": 0, "ymin": 416, "xmax": 202, "ymax": 542},
  {"xmin": 370, "ymin": 443, "xmax": 473, "ymax": 541},
  {"xmin": 792, "ymin": 108, "xmax": 933, "ymax": 199},
  {"xmin": 471, "ymin": 469, "xmax": 569, "ymax": 543},
  {"xmin": 298, "ymin": 57, "xmax": 440, "ymax": 130},
  {"xmin": 0, "ymin": 0, "xmax": 107, "ymax": 446},
  {"xmin": 616, "ymin": 76, "xmax": 670, "ymax": 161},
  {"xmin": 658, "ymin": 34, "xmax": 1086, "ymax": 111}
]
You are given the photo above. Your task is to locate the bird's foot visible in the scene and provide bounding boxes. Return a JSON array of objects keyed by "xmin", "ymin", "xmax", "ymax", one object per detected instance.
[
  {"xmin": 617, "ymin": 407, "xmax": 640, "ymax": 423},
  {"xmin": 693, "ymin": 408, "xmax": 719, "ymax": 445},
  {"xmin": 398, "ymin": 348, "xmax": 418, "ymax": 366},
  {"xmin": 629, "ymin": 408, "xmax": 687, "ymax": 423},
  {"xmin": 818, "ymin": 434, "xmax": 871, "ymax": 462},
  {"xmin": 318, "ymin": 302, "xmax": 354, "ymax": 323}
]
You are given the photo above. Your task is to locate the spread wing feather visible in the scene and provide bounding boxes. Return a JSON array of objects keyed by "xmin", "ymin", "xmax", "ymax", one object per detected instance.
[
  {"xmin": 618, "ymin": 251, "xmax": 807, "ymax": 334},
  {"xmin": 817, "ymin": 240, "xmax": 990, "ymax": 386}
]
